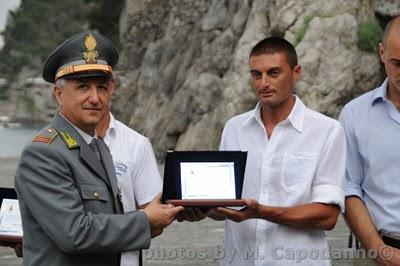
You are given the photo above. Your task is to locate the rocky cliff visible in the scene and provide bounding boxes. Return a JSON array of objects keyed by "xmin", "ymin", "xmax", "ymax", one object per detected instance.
[
  {"xmin": 112, "ymin": 0, "xmax": 393, "ymax": 160},
  {"xmin": 2, "ymin": 0, "xmax": 396, "ymax": 161}
]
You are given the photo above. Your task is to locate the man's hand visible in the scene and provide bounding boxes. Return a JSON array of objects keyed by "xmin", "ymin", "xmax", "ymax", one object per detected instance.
[
  {"xmin": 213, "ymin": 199, "xmax": 260, "ymax": 222},
  {"xmin": 176, "ymin": 208, "xmax": 207, "ymax": 222},
  {"xmin": 377, "ymin": 246, "xmax": 400, "ymax": 266},
  {"xmin": 142, "ymin": 193, "xmax": 184, "ymax": 238}
]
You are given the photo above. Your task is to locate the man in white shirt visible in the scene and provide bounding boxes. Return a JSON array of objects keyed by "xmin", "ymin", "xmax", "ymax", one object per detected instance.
[
  {"xmin": 97, "ymin": 111, "xmax": 162, "ymax": 266},
  {"xmin": 212, "ymin": 37, "xmax": 346, "ymax": 265}
]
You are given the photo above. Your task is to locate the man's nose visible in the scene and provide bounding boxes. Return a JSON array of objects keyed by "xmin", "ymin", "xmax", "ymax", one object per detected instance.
[
  {"xmin": 260, "ymin": 74, "xmax": 270, "ymax": 88},
  {"xmin": 88, "ymin": 86, "xmax": 100, "ymax": 103}
]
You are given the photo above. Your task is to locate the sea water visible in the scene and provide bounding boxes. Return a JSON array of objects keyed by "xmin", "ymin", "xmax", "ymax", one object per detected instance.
[{"xmin": 0, "ymin": 124, "xmax": 43, "ymax": 158}]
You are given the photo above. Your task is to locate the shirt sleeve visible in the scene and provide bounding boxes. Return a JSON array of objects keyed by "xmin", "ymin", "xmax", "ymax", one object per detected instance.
[
  {"xmin": 133, "ymin": 137, "xmax": 162, "ymax": 206},
  {"xmin": 219, "ymin": 125, "xmax": 228, "ymax": 151},
  {"xmin": 311, "ymin": 122, "xmax": 346, "ymax": 212},
  {"xmin": 338, "ymin": 105, "xmax": 364, "ymax": 200},
  {"xmin": 219, "ymin": 119, "xmax": 236, "ymax": 151}
]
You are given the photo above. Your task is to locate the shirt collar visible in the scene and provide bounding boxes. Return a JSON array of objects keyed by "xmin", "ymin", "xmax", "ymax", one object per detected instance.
[
  {"xmin": 59, "ymin": 112, "xmax": 97, "ymax": 145},
  {"xmin": 243, "ymin": 95, "xmax": 305, "ymax": 133},
  {"xmin": 286, "ymin": 95, "xmax": 305, "ymax": 133},
  {"xmin": 244, "ymin": 102, "xmax": 262, "ymax": 126},
  {"xmin": 371, "ymin": 78, "xmax": 388, "ymax": 105},
  {"xmin": 108, "ymin": 111, "xmax": 116, "ymax": 130},
  {"xmin": 105, "ymin": 111, "xmax": 116, "ymax": 138}
]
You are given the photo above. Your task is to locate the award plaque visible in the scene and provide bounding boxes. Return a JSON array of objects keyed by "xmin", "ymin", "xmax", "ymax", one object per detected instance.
[
  {"xmin": 0, "ymin": 188, "xmax": 22, "ymax": 243},
  {"xmin": 162, "ymin": 151, "xmax": 247, "ymax": 207}
]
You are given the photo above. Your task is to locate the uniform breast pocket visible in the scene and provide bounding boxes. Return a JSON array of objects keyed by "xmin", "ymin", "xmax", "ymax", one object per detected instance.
[
  {"xmin": 281, "ymin": 152, "xmax": 319, "ymax": 192},
  {"xmin": 80, "ymin": 183, "xmax": 109, "ymax": 213}
]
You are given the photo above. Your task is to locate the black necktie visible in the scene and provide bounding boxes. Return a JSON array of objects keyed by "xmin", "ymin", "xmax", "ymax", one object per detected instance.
[
  {"xmin": 89, "ymin": 138, "xmax": 101, "ymax": 161},
  {"xmin": 90, "ymin": 138, "xmax": 124, "ymax": 214}
]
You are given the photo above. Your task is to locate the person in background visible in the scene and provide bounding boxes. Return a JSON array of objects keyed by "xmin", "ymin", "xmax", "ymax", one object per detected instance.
[
  {"xmin": 340, "ymin": 15, "xmax": 400, "ymax": 266},
  {"xmin": 96, "ymin": 110, "xmax": 162, "ymax": 266}
]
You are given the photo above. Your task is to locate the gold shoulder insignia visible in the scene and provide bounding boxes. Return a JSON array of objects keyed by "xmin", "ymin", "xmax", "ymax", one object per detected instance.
[
  {"xmin": 60, "ymin": 132, "xmax": 79, "ymax": 149},
  {"xmin": 82, "ymin": 33, "xmax": 99, "ymax": 63},
  {"xmin": 32, "ymin": 128, "xmax": 58, "ymax": 144}
]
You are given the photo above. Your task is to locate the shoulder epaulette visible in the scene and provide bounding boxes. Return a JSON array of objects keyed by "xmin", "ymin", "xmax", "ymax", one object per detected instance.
[{"xmin": 32, "ymin": 128, "xmax": 58, "ymax": 144}]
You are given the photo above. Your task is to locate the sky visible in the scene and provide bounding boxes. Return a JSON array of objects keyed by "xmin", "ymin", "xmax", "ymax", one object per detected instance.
[{"xmin": 0, "ymin": 0, "xmax": 21, "ymax": 48}]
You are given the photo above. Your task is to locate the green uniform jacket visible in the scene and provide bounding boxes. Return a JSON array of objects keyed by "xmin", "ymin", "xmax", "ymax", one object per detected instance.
[{"xmin": 15, "ymin": 113, "xmax": 151, "ymax": 266}]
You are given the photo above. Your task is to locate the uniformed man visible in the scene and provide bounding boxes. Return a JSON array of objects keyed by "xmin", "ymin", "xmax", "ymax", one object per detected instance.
[{"xmin": 14, "ymin": 31, "xmax": 183, "ymax": 266}]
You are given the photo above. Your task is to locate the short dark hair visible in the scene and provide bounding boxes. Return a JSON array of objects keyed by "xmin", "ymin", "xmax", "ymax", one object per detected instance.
[{"xmin": 249, "ymin": 37, "xmax": 298, "ymax": 69}]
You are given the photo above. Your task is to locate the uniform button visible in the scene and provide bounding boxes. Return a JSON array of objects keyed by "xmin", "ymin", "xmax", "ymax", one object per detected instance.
[{"xmin": 94, "ymin": 192, "xmax": 99, "ymax": 198}]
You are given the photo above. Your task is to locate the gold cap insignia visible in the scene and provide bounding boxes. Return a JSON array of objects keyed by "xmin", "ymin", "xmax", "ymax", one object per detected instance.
[{"xmin": 82, "ymin": 33, "xmax": 99, "ymax": 63}]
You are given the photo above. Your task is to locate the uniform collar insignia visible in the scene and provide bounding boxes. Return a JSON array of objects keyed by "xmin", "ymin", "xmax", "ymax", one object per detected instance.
[
  {"xmin": 82, "ymin": 33, "xmax": 99, "ymax": 63},
  {"xmin": 60, "ymin": 131, "xmax": 79, "ymax": 149}
]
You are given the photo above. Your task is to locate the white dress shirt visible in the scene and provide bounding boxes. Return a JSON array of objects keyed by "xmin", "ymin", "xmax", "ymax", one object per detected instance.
[
  {"xmin": 104, "ymin": 113, "xmax": 162, "ymax": 266},
  {"xmin": 219, "ymin": 96, "xmax": 345, "ymax": 266}
]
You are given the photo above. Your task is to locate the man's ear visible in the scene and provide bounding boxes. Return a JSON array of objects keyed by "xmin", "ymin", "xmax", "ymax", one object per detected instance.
[
  {"xmin": 54, "ymin": 86, "xmax": 62, "ymax": 106},
  {"xmin": 293, "ymin": 64, "xmax": 302, "ymax": 81},
  {"xmin": 379, "ymin": 42, "xmax": 385, "ymax": 63},
  {"xmin": 109, "ymin": 78, "xmax": 116, "ymax": 96}
]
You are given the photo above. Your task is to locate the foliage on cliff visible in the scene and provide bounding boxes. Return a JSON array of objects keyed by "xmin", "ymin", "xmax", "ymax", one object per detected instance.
[
  {"xmin": 86, "ymin": 0, "xmax": 124, "ymax": 49},
  {"xmin": 0, "ymin": 0, "xmax": 89, "ymax": 81},
  {"xmin": 0, "ymin": 0, "xmax": 123, "ymax": 84}
]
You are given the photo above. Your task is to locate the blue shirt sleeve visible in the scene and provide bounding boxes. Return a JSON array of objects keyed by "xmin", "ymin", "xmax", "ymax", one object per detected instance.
[{"xmin": 339, "ymin": 104, "xmax": 364, "ymax": 200}]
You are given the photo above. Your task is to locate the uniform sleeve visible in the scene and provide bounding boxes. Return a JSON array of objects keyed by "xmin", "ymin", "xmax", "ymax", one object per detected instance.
[
  {"xmin": 338, "ymin": 106, "xmax": 364, "ymax": 200},
  {"xmin": 133, "ymin": 138, "xmax": 162, "ymax": 206},
  {"xmin": 311, "ymin": 123, "xmax": 346, "ymax": 212},
  {"xmin": 15, "ymin": 144, "xmax": 151, "ymax": 254}
]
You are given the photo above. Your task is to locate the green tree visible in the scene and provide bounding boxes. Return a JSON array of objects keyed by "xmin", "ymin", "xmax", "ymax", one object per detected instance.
[
  {"xmin": 86, "ymin": 0, "xmax": 124, "ymax": 47},
  {"xmin": 0, "ymin": 0, "xmax": 125, "ymax": 97},
  {"xmin": 0, "ymin": 0, "xmax": 90, "ymax": 81}
]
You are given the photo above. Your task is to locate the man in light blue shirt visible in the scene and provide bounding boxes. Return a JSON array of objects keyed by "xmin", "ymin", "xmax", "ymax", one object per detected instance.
[{"xmin": 340, "ymin": 15, "xmax": 400, "ymax": 265}]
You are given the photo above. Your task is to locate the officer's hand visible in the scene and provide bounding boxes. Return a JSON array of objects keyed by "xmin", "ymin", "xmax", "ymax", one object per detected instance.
[
  {"xmin": 213, "ymin": 199, "xmax": 260, "ymax": 222},
  {"xmin": 142, "ymin": 193, "xmax": 183, "ymax": 238},
  {"xmin": 176, "ymin": 208, "xmax": 207, "ymax": 222}
]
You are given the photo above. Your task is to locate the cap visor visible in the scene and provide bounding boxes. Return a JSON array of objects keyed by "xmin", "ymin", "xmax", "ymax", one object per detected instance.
[{"xmin": 61, "ymin": 71, "xmax": 112, "ymax": 80}]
